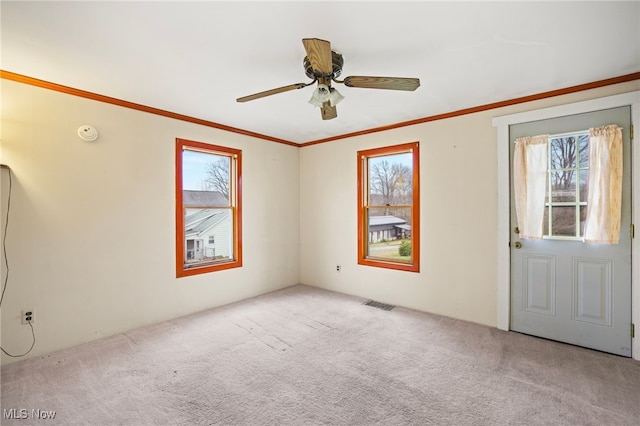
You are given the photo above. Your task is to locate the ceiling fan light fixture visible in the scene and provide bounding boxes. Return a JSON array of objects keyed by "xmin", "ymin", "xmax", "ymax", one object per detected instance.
[
  {"xmin": 308, "ymin": 96, "xmax": 324, "ymax": 108},
  {"xmin": 308, "ymin": 84, "xmax": 331, "ymax": 107},
  {"xmin": 329, "ymin": 87, "xmax": 344, "ymax": 107},
  {"xmin": 237, "ymin": 38, "xmax": 420, "ymax": 119}
]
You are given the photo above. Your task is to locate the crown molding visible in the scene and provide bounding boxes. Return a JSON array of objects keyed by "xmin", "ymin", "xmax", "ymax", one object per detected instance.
[{"xmin": 3, "ymin": 70, "xmax": 639, "ymax": 148}]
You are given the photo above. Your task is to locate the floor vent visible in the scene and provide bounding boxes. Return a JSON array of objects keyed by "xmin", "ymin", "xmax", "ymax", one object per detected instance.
[{"xmin": 363, "ymin": 300, "xmax": 396, "ymax": 311}]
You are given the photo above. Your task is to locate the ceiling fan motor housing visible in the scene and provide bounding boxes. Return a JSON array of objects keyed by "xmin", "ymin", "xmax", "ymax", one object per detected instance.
[{"xmin": 304, "ymin": 51, "xmax": 344, "ymax": 80}]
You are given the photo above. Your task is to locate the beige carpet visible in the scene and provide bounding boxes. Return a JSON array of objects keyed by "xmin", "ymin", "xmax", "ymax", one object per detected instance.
[{"xmin": 1, "ymin": 284, "xmax": 639, "ymax": 425}]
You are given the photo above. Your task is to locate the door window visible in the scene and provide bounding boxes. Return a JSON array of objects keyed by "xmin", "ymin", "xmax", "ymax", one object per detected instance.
[{"xmin": 545, "ymin": 131, "xmax": 589, "ymax": 239}]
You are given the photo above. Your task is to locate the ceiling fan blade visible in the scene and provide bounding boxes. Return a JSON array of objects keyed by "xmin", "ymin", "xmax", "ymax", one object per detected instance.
[
  {"xmin": 302, "ymin": 38, "xmax": 333, "ymax": 75},
  {"xmin": 320, "ymin": 101, "xmax": 337, "ymax": 120},
  {"xmin": 343, "ymin": 76, "xmax": 420, "ymax": 91},
  {"xmin": 236, "ymin": 83, "xmax": 307, "ymax": 103}
]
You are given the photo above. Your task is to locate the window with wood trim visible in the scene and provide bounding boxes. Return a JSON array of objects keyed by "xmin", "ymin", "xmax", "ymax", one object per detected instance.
[
  {"xmin": 358, "ymin": 142, "xmax": 420, "ymax": 272},
  {"xmin": 176, "ymin": 138, "xmax": 242, "ymax": 277}
]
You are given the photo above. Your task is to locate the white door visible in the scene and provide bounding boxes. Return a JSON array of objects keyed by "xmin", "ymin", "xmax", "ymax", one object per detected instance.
[{"xmin": 510, "ymin": 106, "xmax": 632, "ymax": 357}]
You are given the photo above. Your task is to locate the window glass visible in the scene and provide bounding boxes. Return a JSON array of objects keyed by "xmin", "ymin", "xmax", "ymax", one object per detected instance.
[
  {"xmin": 546, "ymin": 132, "xmax": 588, "ymax": 239},
  {"xmin": 176, "ymin": 139, "xmax": 242, "ymax": 277},
  {"xmin": 358, "ymin": 142, "xmax": 419, "ymax": 272}
]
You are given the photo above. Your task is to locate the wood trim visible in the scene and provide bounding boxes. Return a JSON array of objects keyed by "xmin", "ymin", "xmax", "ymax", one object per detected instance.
[
  {"xmin": 357, "ymin": 142, "xmax": 420, "ymax": 273},
  {"xmin": 175, "ymin": 139, "xmax": 185, "ymax": 277},
  {"xmin": 0, "ymin": 70, "xmax": 298, "ymax": 147},
  {"xmin": 302, "ymin": 72, "xmax": 640, "ymax": 147},
  {"xmin": 175, "ymin": 138, "xmax": 243, "ymax": 277},
  {"xmin": 235, "ymin": 146, "xmax": 244, "ymax": 271},
  {"xmin": 3, "ymin": 69, "xmax": 638, "ymax": 148},
  {"xmin": 357, "ymin": 149, "xmax": 365, "ymax": 265}
]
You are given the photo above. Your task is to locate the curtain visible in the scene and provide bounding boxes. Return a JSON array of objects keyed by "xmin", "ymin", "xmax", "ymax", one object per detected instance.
[
  {"xmin": 584, "ymin": 125, "xmax": 623, "ymax": 244},
  {"xmin": 513, "ymin": 135, "xmax": 548, "ymax": 239}
]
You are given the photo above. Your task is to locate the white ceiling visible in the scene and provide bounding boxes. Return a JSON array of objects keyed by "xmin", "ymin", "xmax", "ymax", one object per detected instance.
[{"xmin": 2, "ymin": 1, "xmax": 639, "ymax": 144}]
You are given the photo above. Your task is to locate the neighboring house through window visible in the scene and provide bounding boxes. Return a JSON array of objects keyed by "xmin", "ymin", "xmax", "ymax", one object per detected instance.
[
  {"xmin": 176, "ymin": 139, "xmax": 242, "ymax": 277},
  {"xmin": 357, "ymin": 142, "xmax": 420, "ymax": 272}
]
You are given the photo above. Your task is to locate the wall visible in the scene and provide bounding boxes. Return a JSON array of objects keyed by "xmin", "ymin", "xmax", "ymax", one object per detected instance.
[
  {"xmin": 0, "ymin": 80, "xmax": 300, "ymax": 363},
  {"xmin": 299, "ymin": 80, "xmax": 640, "ymax": 328},
  {"xmin": 2, "ymin": 78, "xmax": 638, "ymax": 365}
]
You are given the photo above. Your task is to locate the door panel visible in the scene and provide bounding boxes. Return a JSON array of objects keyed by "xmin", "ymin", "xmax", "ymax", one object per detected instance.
[
  {"xmin": 524, "ymin": 254, "xmax": 556, "ymax": 315},
  {"xmin": 573, "ymin": 258, "xmax": 611, "ymax": 326},
  {"xmin": 510, "ymin": 106, "xmax": 632, "ymax": 357}
]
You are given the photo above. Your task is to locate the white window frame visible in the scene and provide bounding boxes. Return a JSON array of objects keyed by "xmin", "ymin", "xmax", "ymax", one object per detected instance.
[{"xmin": 545, "ymin": 130, "xmax": 589, "ymax": 241}]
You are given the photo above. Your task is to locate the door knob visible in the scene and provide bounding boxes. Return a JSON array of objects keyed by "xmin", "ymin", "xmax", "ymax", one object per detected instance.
[{"xmin": 514, "ymin": 241, "xmax": 522, "ymax": 249}]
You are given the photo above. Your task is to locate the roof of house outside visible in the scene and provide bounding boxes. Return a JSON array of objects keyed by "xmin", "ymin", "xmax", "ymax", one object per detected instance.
[
  {"xmin": 369, "ymin": 215, "xmax": 407, "ymax": 227},
  {"xmin": 185, "ymin": 209, "xmax": 229, "ymax": 237},
  {"xmin": 183, "ymin": 190, "xmax": 228, "ymax": 207}
]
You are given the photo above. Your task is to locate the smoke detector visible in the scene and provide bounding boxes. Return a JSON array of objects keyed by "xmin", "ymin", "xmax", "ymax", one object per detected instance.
[{"xmin": 77, "ymin": 125, "xmax": 98, "ymax": 142}]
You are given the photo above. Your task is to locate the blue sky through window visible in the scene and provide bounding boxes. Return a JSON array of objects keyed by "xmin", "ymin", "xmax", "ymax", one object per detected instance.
[{"xmin": 182, "ymin": 149, "xmax": 212, "ymax": 190}]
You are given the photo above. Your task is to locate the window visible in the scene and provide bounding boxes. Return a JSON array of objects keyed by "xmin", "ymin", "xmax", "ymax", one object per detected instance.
[
  {"xmin": 357, "ymin": 142, "xmax": 420, "ymax": 272},
  {"xmin": 545, "ymin": 131, "xmax": 589, "ymax": 239},
  {"xmin": 176, "ymin": 139, "xmax": 242, "ymax": 277}
]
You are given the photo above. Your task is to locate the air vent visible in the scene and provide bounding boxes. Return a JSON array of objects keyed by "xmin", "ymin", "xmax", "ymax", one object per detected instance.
[{"xmin": 363, "ymin": 300, "xmax": 395, "ymax": 311}]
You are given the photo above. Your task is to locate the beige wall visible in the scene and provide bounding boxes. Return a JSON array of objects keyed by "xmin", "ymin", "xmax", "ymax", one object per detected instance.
[
  {"xmin": 0, "ymin": 80, "xmax": 300, "ymax": 363},
  {"xmin": 2, "ymin": 78, "xmax": 638, "ymax": 364},
  {"xmin": 299, "ymin": 80, "xmax": 640, "ymax": 328}
]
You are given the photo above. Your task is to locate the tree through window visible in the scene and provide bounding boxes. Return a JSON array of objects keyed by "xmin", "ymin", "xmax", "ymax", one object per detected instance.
[
  {"xmin": 545, "ymin": 132, "xmax": 589, "ymax": 238},
  {"xmin": 358, "ymin": 142, "xmax": 420, "ymax": 272},
  {"xmin": 175, "ymin": 139, "xmax": 242, "ymax": 277}
]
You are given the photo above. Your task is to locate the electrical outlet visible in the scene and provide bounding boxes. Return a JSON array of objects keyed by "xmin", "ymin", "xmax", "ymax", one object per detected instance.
[
  {"xmin": 336, "ymin": 264, "xmax": 341, "ymax": 272},
  {"xmin": 22, "ymin": 309, "xmax": 35, "ymax": 325}
]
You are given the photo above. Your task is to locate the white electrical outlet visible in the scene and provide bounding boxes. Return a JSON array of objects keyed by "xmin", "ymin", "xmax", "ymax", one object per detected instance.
[
  {"xmin": 22, "ymin": 309, "xmax": 35, "ymax": 325},
  {"xmin": 336, "ymin": 264, "xmax": 341, "ymax": 272}
]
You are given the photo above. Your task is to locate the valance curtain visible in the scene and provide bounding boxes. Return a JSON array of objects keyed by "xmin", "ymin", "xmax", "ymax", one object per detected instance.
[
  {"xmin": 584, "ymin": 125, "xmax": 623, "ymax": 244},
  {"xmin": 513, "ymin": 135, "xmax": 548, "ymax": 239}
]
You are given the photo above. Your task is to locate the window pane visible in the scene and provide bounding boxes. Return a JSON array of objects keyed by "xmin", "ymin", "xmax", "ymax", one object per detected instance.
[
  {"xmin": 366, "ymin": 207, "xmax": 412, "ymax": 263},
  {"xmin": 580, "ymin": 205, "xmax": 587, "ymax": 236},
  {"xmin": 550, "ymin": 136, "xmax": 577, "ymax": 169},
  {"xmin": 578, "ymin": 134, "xmax": 589, "ymax": 168},
  {"xmin": 551, "ymin": 206, "xmax": 576, "ymax": 237},
  {"xmin": 579, "ymin": 170, "xmax": 588, "ymax": 202},
  {"xmin": 551, "ymin": 170, "xmax": 576, "ymax": 202},
  {"xmin": 182, "ymin": 150, "xmax": 230, "ymax": 206},
  {"xmin": 185, "ymin": 208, "xmax": 232, "ymax": 266},
  {"xmin": 368, "ymin": 153, "xmax": 413, "ymax": 206},
  {"xmin": 543, "ymin": 206, "xmax": 550, "ymax": 235},
  {"xmin": 182, "ymin": 149, "xmax": 233, "ymax": 269}
]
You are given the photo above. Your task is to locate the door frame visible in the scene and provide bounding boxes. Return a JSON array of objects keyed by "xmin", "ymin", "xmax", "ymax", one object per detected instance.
[{"xmin": 493, "ymin": 90, "xmax": 640, "ymax": 360}]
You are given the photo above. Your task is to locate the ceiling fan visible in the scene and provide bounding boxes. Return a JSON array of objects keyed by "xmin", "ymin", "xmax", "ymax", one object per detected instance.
[{"xmin": 236, "ymin": 38, "xmax": 421, "ymax": 120}]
